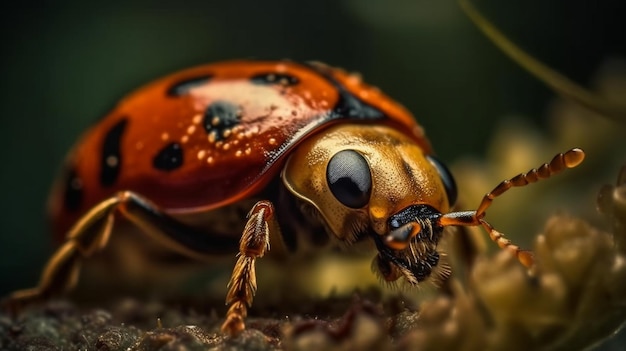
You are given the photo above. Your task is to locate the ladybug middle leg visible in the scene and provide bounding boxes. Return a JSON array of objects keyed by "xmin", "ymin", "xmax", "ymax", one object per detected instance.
[{"xmin": 4, "ymin": 191, "xmax": 239, "ymax": 311}]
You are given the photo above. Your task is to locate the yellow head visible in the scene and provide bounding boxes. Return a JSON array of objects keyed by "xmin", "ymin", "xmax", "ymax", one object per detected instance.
[{"xmin": 282, "ymin": 123, "xmax": 457, "ymax": 285}]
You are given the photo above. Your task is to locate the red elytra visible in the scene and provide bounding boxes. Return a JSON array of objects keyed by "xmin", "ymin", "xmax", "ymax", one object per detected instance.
[{"xmin": 49, "ymin": 60, "xmax": 430, "ymax": 241}]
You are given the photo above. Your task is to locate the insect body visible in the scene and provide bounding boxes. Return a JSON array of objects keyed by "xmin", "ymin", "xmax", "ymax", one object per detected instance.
[{"xmin": 6, "ymin": 60, "xmax": 584, "ymax": 335}]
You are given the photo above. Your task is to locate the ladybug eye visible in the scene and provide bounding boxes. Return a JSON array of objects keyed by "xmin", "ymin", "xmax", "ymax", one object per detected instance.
[
  {"xmin": 426, "ymin": 155, "xmax": 457, "ymax": 206},
  {"xmin": 326, "ymin": 150, "xmax": 372, "ymax": 208}
]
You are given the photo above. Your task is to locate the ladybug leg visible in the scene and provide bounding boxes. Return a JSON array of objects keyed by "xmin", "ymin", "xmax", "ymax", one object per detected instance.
[
  {"xmin": 221, "ymin": 200, "xmax": 276, "ymax": 336},
  {"xmin": 4, "ymin": 190, "xmax": 238, "ymax": 311},
  {"xmin": 4, "ymin": 196, "xmax": 120, "ymax": 310}
]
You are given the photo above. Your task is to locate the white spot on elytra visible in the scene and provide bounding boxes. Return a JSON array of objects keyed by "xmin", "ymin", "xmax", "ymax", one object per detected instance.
[
  {"xmin": 235, "ymin": 150, "xmax": 242, "ymax": 157},
  {"xmin": 208, "ymin": 131, "xmax": 217, "ymax": 143},
  {"xmin": 181, "ymin": 135, "xmax": 189, "ymax": 143},
  {"xmin": 268, "ymin": 138, "xmax": 277, "ymax": 145},
  {"xmin": 207, "ymin": 156, "xmax": 214, "ymax": 164},
  {"xmin": 192, "ymin": 114, "xmax": 202, "ymax": 124},
  {"xmin": 161, "ymin": 132, "xmax": 169, "ymax": 141},
  {"xmin": 187, "ymin": 125, "xmax": 196, "ymax": 135},
  {"xmin": 197, "ymin": 150, "xmax": 206, "ymax": 160},
  {"xmin": 243, "ymin": 126, "xmax": 260, "ymax": 140},
  {"xmin": 106, "ymin": 156, "xmax": 118, "ymax": 167}
]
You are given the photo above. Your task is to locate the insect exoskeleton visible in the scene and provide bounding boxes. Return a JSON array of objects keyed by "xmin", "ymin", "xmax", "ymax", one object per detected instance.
[{"xmin": 4, "ymin": 59, "xmax": 585, "ymax": 336}]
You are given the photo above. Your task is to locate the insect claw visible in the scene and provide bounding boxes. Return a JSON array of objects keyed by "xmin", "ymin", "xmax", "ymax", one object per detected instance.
[{"xmin": 221, "ymin": 303, "xmax": 246, "ymax": 336}]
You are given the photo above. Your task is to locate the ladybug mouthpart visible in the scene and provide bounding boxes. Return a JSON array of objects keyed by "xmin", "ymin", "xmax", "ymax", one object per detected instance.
[
  {"xmin": 385, "ymin": 222, "xmax": 422, "ymax": 250},
  {"xmin": 373, "ymin": 205, "xmax": 447, "ymax": 285},
  {"xmin": 386, "ymin": 204, "xmax": 443, "ymax": 250}
]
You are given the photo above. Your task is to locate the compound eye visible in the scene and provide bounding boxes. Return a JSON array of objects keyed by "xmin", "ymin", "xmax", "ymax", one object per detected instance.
[
  {"xmin": 426, "ymin": 155, "xmax": 458, "ymax": 206},
  {"xmin": 326, "ymin": 150, "xmax": 372, "ymax": 208}
]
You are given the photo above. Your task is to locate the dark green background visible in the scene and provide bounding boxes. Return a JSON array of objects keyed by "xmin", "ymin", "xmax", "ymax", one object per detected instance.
[{"xmin": 1, "ymin": 0, "xmax": 624, "ymax": 300}]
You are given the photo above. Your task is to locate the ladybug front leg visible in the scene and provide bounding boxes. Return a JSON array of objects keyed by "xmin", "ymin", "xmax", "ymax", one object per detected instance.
[
  {"xmin": 4, "ymin": 191, "xmax": 239, "ymax": 311},
  {"xmin": 221, "ymin": 200, "xmax": 277, "ymax": 336}
]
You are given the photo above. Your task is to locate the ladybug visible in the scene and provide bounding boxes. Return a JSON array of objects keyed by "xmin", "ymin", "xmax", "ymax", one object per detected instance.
[{"xmin": 6, "ymin": 60, "xmax": 584, "ymax": 335}]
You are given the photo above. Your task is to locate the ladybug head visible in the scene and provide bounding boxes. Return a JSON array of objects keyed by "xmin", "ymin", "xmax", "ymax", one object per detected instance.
[{"xmin": 282, "ymin": 123, "xmax": 457, "ymax": 285}]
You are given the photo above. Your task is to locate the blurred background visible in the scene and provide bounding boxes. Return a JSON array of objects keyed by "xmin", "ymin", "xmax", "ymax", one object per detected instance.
[{"xmin": 1, "ymin": 0, "xmax": 625, "ymax": 319}]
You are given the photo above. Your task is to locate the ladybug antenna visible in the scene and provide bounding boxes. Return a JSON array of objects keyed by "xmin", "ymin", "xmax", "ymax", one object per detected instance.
[
  {"xmin": 438, "ymin": 148, "xmax": 585, "ymax": 268},
  {"xmin": 459, "ymin": 0, "xmax": 626, "ymax": 123}
]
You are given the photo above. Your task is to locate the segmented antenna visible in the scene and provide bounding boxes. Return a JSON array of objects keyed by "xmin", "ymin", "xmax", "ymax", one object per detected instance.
[{"xmin": 440, "ymin": 148, "xmax": 585, "ymax": 267}]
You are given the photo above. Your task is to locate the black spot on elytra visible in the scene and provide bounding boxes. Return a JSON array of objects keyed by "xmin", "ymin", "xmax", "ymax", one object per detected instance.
[
  {"xmin": 100, "ymin": 118, "xmax": 128, "ymax": 186},
  {"xmin": 304, "ymin": 63, "xmax": 384, "ymax": 121},
  {"xmin": 63, "ymin": 167, "xmax": 83, "ymax": 211},
  {"xmin": 167, "ymin": 75, "xmax": 212, "ymax": 96},
  {"xmin": 153, "ymin": 142, "xmax": 183, "ymax": 171},
  {"xmin": 203, "ymin": 101, "xmax": 241, "ymax": 141},
  {"xmin": 331, "ymin": 85, "xmax": 383, "ymax": 120},
  {"xmin": 250, "ymin": 72, "xmax": 299, "ymax": 86}
]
